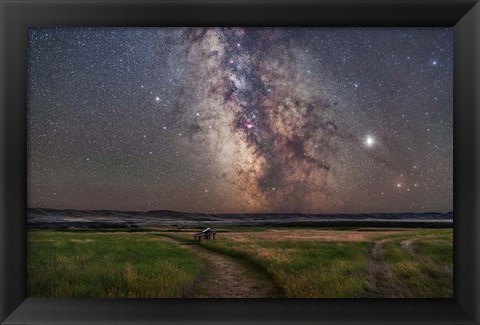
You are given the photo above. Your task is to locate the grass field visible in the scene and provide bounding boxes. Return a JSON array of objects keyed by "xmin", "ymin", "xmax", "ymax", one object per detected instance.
[
  {"xmin": 171, "ymin": 227, "xmax": 453, "ymax": 298},
  {"xmin": 27, "ymin": 227, "xmax": 452, "ymax": 298},
  {"xmin": 27, "ymin": 231, "xmax": 202, "ymax": 297}
]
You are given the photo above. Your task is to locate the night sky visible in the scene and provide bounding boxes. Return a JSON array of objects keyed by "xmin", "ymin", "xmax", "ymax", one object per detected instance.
[{"xmin": 27, "ymin": 28, "xmax": 453, "ymax": 214}]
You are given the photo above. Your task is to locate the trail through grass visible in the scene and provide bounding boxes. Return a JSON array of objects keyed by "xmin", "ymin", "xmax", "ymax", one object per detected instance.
[
  {"xmin": 28, "ymin": 227, "xmax": 452, "ymax": 298},
  {"xmin": 171, "ymin": 227, "xmax": 452, "ymax": 298},
  {"xmin": 372, "ymin": 229, "xmax": 453, "ymax": 297},
  {"xmin": 197, "ymin": 239, "xmax": 370, "ymax": 297},
  {"xmin": 163, "ymin": 238, "xmax": 283, "ymax": 298}
]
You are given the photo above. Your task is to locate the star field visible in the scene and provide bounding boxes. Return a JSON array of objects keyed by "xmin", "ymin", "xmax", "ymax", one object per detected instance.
[{"xmin": 27, "ymin": 27, "xmax": 452, "ymax": 213}]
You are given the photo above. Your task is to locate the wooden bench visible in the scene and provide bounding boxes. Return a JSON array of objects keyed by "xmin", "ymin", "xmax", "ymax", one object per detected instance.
[{"xmin": 194, "ymin": 227, "xmax": 216, "ymax": 241}]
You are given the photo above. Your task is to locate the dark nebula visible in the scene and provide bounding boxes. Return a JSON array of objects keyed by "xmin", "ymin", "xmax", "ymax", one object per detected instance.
[{"xmin": 27, "ymin": 27, "xmax": 453, "ymax": 213}]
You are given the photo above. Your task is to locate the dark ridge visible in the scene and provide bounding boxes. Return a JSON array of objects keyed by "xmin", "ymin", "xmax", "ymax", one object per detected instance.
[{"xmin": 27, "ymin": 208, "xmax": 453, "ymax": 229}]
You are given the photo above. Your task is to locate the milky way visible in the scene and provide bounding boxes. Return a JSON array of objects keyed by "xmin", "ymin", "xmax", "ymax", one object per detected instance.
[{"xmin": 27, "ymin": 27, "xmax": 453, "ymax": 213}]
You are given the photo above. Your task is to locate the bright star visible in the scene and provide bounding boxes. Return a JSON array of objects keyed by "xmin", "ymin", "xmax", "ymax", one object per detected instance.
[
  {"xmin": 364, "ymin": 135, "xmax": 375, "ymax": 147},
  {"xmin": 431, "ymin": 60, "xmax": 438, "ymax": 66},
  {"xmin": 155, "ymin": 96, "xmax": 160, "ymax": 102}
]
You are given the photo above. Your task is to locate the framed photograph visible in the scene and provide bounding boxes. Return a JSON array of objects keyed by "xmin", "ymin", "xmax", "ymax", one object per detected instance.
[{"xmin": 1, "ymin": 0, "xmax": 479, "ymax": 324}]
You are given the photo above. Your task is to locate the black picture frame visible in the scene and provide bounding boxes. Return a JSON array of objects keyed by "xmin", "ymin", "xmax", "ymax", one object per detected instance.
[{"xmin": 1, "ymin": 0, "xmax": 479, "ymax": 324}]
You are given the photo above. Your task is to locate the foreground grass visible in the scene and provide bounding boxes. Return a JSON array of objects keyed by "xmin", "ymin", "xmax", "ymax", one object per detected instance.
[
  {"xmin": 374, "ymin": 229, "xmax": 453, "ymax": 298},
  {"xmin": 28, "ymin": 227, "xmax": 452, "ymax": 298},
  {"xmin": 28, "ymin": 231, "xmax": 202, "ymax": 297},
  {"xmin": 172, "ymin": 227, "xmax": 453, "ymax": 298},
  {"xmin": 203, "ymin": 240, "xmax": 369, "ymax": 298}
]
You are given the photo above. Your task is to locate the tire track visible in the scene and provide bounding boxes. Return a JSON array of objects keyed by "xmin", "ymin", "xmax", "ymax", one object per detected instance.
[{"xmin": 366, "ymin": 239, "xmax": 403, "ymax": 297}]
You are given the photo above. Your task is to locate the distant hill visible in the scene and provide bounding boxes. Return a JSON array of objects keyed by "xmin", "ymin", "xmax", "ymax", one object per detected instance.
[{"xmin": 27, "ymin": 208, "xmax": 453, "ymax": 229}]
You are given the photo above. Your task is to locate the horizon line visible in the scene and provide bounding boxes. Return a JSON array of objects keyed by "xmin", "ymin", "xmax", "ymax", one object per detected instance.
[{"xmin": 27, "ymin": 206, "xmax": 454, "ymax": 215}]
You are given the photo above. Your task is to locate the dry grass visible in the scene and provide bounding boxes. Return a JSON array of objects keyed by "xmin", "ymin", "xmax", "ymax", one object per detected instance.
[
  {"xmin": 231, "ymin": 229, "xmax": 406, "ymax": 242},
  {"xmin": 171, "ymin": 227, "xmax": 453, "ymax": 298},
  {"xmin": 70, "ymin": 239, "xmax": 94, "ymax": 244},
  {"xmin": 175, "ymin": 228, "xmax": 407, "ymax": 243}
]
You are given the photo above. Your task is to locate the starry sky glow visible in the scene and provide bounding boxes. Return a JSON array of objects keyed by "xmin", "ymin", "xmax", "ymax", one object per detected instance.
[{"xmin": 27, "ymin": 27, "xmax": 453, "ymax": 213}]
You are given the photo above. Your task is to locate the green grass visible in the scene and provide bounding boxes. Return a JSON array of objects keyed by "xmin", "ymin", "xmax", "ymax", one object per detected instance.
[
  {"xmin": 192, "ymin": 238, "xmax": 370, "ymax": 298},
  {"xmin": 372, "ymin": 229, "xmax": 453, "ymax": 298},
  {"xmin": 414, "ymin": 241, "xmax": 453, "ymax": 267},
  {"xmin": 171, "ymin": 228, "xmax": 452, "ymax": 298},
  {"xmin": 379, "ymin": 242, "xmax": 452, "ymax": 297},
  {"xmin": 27, "ymin": 231, "xmax": 202, "ymax": 298},
  {"xmin": 28, "ymin": 228, "xmax": 453, "ymax": 298}
]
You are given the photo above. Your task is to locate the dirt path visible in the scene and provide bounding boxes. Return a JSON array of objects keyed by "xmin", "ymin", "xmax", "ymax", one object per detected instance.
[
  {"xmin": 163, "ymin": 237, "xmax": 282, "ymax": 298},
  {"xmin": 366, "ymin": 239, "xmax": 404, "ymax": 297}
]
